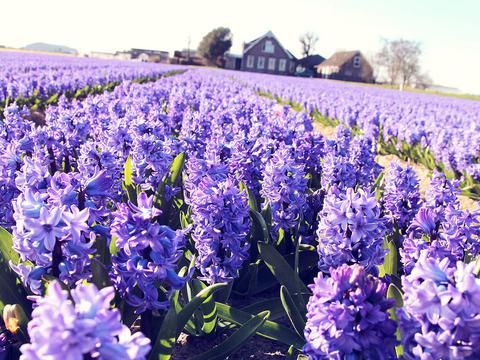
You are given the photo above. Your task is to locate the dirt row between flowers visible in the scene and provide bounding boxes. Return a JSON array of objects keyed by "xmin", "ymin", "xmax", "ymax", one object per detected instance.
[{"xmin": 313, "ymin": 122, "xmax": 478, "ymax": 212}]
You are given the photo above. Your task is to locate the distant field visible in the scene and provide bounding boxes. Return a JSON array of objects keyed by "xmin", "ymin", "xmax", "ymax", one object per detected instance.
[{"xmin": 356, "ymin": 81, "xmax": 480, "ymax": 101}]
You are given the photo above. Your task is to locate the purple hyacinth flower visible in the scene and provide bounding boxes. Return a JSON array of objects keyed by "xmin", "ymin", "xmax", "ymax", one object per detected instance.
[{"xmin": 304, "ymin": 264, "xmax": 397, "ymax": 359}]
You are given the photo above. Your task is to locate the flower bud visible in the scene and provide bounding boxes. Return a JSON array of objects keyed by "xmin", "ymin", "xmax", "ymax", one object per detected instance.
[{"xmin": 3, "ymin": 304, "xmax": 27, "ymax": 334}]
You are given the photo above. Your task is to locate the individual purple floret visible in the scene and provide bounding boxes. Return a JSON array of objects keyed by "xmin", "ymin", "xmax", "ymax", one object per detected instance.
[
  {"xmin": 260, "ymin": 144, "xmax": 307, "ymax": 238},
  {"xmin": 303, "ymin": 264, "xmax": 397, "ymax": 359},
  {"xmin": 383, "ymin": 162, "xmax": 421, "ymax": 231},
  {"xmin": 401, "ymin": 254, "xmax": 480, "ymax": 359},
  {"xmin": 316, "ymin": 187, "xmax": 386, "ymax": 272},
  {"xmin": 20, "ymin": 282, "xmax": 151, "ymax": 360},
  {"xmin": 189, "ymin": 176, "xmax": 251, "ymax": 284},
  {"xmin": 110, "ymin": 192, "xmax": 186, "ymax": 313}
]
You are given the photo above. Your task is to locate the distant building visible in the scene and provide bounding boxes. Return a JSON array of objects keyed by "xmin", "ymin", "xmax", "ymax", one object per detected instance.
[
  {"xmin": 115, "ymin": 51, "xmax": 132, "ymax": 61},
  {"xmin": 240, "ymin": 31, "xmax": 297, "ymax": 75},
  {"xmin": 172, "ymin": 49, "xmax": 203, "ymax": 66},
  {"xmin": 224, "ymin": 53, "xmax": 242, "ymax": 70},
  {"xmin": 316, "ymin": 51, "xmax": 373, "ymax": 83},
  {"xmin": 127, "ymin": 48, "xmax": 169, "ymax": 63},
  {"xmin": 296, "ymin": 54, "xmax": 325, "ymax": 77},
  {"xmin": 90, "ymin": 51, "xmax": 117, "ymax": 60}
]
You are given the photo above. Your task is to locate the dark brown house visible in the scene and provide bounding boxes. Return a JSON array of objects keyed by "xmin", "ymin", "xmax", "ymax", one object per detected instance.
[
  {"xmin": 240, "ymin": 31, "xmax": 297, "ymax": 75},
  {"xmin": 316, "ymin": 51, "xmax": 373, "ymax": 83}
]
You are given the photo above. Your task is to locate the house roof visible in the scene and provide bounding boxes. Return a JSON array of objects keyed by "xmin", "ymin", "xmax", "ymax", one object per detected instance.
[
  {"xmin": 316, "ymin": 50, "xmax": 360, "ymax": 68},
  {"xmin": 298, "ymin": 54, "xmax": 325, "ymax": 68},
  {"xmin": 243, "ymin": 31, "xmax": 296, "ymax": 60}
]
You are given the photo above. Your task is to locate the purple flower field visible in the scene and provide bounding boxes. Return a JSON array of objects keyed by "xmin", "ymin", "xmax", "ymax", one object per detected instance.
[{"xmin": 0, "ymin": 52, "xmax": 480, "ymax": 359}]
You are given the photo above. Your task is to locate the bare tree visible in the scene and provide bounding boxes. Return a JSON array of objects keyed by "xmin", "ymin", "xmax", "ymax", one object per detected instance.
[
  {"xmin": 375, "ymin": 39, "xmax": 422, "ymax": 90},
  {"xmin": 299, "ymin": 32, "xmax": 319, "ymax": 58}
]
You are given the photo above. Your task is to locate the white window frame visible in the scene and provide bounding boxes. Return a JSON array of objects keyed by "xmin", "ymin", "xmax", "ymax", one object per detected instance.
[
  {"xmin": 279, "ymin": 59, "xmax": 287, "ymax": 72},
  {"xmin": 257, "ymin": 56, "xmax": 265, "ymax": 69},
  {"xmin": 268, "ymin": 57, "xmax": 276, "ymax": 71},
  {"xmin": 263, "ymin": 40, "xmax": 275, "ymax": 54},
  {"xmin": 353, "ymin": 56, "xmax": 361, "ymax": 68},
  {"xmin": 246, "ymin": 55, "xmax": 255, "ymax": 68}
]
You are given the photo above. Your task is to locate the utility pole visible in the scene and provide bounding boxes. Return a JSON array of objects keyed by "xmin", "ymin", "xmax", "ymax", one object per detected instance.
[{"xmin": 187, "ymin": 35, "xmax": 191, "ymax": 61}]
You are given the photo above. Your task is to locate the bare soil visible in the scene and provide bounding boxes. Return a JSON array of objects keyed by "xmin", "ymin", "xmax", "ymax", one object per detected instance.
[{"xmin": 313, "ymin": 122, "xmax": 478, "ymax": 211}]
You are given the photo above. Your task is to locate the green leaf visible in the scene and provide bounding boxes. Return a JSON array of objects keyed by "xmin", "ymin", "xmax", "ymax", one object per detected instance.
[
  {"xmin": 252, "ymin": 249, "xmax": 318, "ymax": 294},
  {"xmin": 286, "ymin": 346, "xmax": 296, "ymax": 360},
  {"xmin": 190, "ymin": 279, "xmax": 218, "ymax": 335},
  {"xmin": 240, "ymin": 298, "xmax": 289, "ymax": 321},
  {"xmin": 387, "ymin": 283, "xmax": 404, "ymax": 357},
  {"xmin": 191, "ymin": 311, "xmax": 270, "ymax": 360},
  {"xmin": 250, "ymin": 210, "xmax": 270, "ymax": 244},
  {"xmin": 109, "ymin": 235, "xmax": 120, "ymax": 256},
  {"xmin": 122, "ymin": 155, "xmax": 137, "ymax": 203},
  {"xmin": 124, "ymin": 155, "xmax": 134, "ymax": 186},
  {"xmin": 257, "ymin": 242, "xmax": 309, "ymax": 311},
  {"xmin": 0, "ymin": 227, "xmax": 20, "ymax": 265},
  {"xmin": 121, "ymin": 301, "xmax": 139, "ymax": 328},
  {"xmin": 166, "ymin": 152, "xmax": 185, "ymax": 188},
  {"xmin": 381, "ymin": 240, "xmax": 398, "ymax": 276},
  {"xmin": 149, "ymin": 292, "xmax": 179, "ymax": 360},
  {"xmin": 0, "ymin": 228, "xmax": 30, "ymax": 314},
  {"xmin": 240, "ymin": 181, "xmax": 258, "ymax": 212},
  {"xmin": 280, "ymin": 286, "xmax": 306, "ymax": 337},
  {"xmin": 216, "ymin": 302, "xmax": 305, "ymax": 349},
  {"xmin": 176, "ymin": 283, "xmax": 227, "ymax": 336},
  {"xmin": 90, "ymin": 258, "xmax": 112, "ymax": 289},
  {"xmin": 474, "ymin": 256, "xmax": 480, "ymax": 276}
]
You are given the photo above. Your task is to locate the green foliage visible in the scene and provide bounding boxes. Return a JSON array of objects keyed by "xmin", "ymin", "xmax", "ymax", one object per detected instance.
[
  {"xmin": 191, "ymin": 311, "xmax": 270, "ymax": 360},
  {"xmin": 149, "ymin": 282, "xmax": 227, "ymax": 360},
  {"xmin": 216, "ymin": 302, "xmax": 305, "ymax": 349},
  {"xmin": 280, "ymin": 286, "xmax": 306, "ymax": 338},
  {"xmin": 257, "ymin": 242, "xmax": 309, "ymax": 313},
  {"xmin": 197, "ymin": 27, "xmax": 233, "ymax": 66},
  {"xmin": 0, "ymin": 227, "xmax": 31, "ymax": 315},
  {"xmin": 387, "ymin": 283, "xmax": 405, "ymax": 357}
]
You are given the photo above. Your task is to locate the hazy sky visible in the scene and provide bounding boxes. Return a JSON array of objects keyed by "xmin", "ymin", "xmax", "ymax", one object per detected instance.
[{"xmin": 2, "ymin": 0, "xmax": 479, "ymax": 94}]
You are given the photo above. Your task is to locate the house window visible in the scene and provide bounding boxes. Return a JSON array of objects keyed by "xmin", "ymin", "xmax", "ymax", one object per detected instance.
[
  {"xmin": 257, "ymin": 56, "xmax": 265, "ymax": 69},
  {"xmin": 279, "ymin": 59, "xmax": 287, "ymax": 72},
  {"xmin": 268, "ymin": 58, "xmax": 276, "ymax": 70},
  {"xmin": 353, "ymin": 56, "xmax": 361, "ymax": 68},
  {"xmin": 290, "ymin": 62, "xmax": 295, "ymax": 73},
  {"xmin": 263, "ymin": 40, "xmax": 275, "ymax": 53},
  {"xmin": 246, "ymin": 55, "xmax": 255, "ymax": 68}
]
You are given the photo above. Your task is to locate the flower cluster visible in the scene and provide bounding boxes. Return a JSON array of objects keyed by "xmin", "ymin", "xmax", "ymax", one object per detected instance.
[
  {"xmin": 261, "ymin": 145, "xmax": 307, "ymax": 237},
  {"xmin": 401, "ymin": 203, "xmax": 480, "ymax": 275},
  {"xmin": 401, "ymin": 255, "xmax": 480, "ymax": 359},
  {"xmin": 349, "ymin": 135, "xmax": 382, "ymax": 187},
  {"xmin": 189, "ymin": 175, "xmax": 251, "ymax": 284},
  {"xmin": 304, "ymin": 264, "xmax": 397, "ymax": 359},
  {"xmin": 383, "ymin": 162, "xmax": 421, "ymax": 231},
  {"xmin": 425, "ymin": 170, "xmax": 461, "ymax": 212},
  {"xmin": 20, "ymin": 282, "xmax": 151, "ymax": 359},
  {"xmin": 10, "ymin": 160, "xmax": 112, "ymax": 293},
  {"xmin": 316, "ymin": 187, "xmax": 386, "ymax": 272},
  {"xmin": 110, "ymin": 192, "xmax": 186, "ymax": 313}
]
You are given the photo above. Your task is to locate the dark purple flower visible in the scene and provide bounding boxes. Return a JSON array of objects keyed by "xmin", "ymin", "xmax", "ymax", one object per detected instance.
[
  {"xmin": 20, "ymin": 281, "xmax": 150, "ymax": 359},
  {"xmin": 382, "ymin": 162, "xmax": 421, "ymax": 231},
  {"xmin": 111, "ymin": 192, "xmax": 186, "ymax": 313},
  {"xmin": 401, "ymin": 254, "xmax": 480, "ymax": 359},
  {"xmin": 317, "ymin": 187, "xmax": 386, "ymax": 272},
  {"xmin": 304, "ymin": 264, "xmax": 397, "ymax": 359}
]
